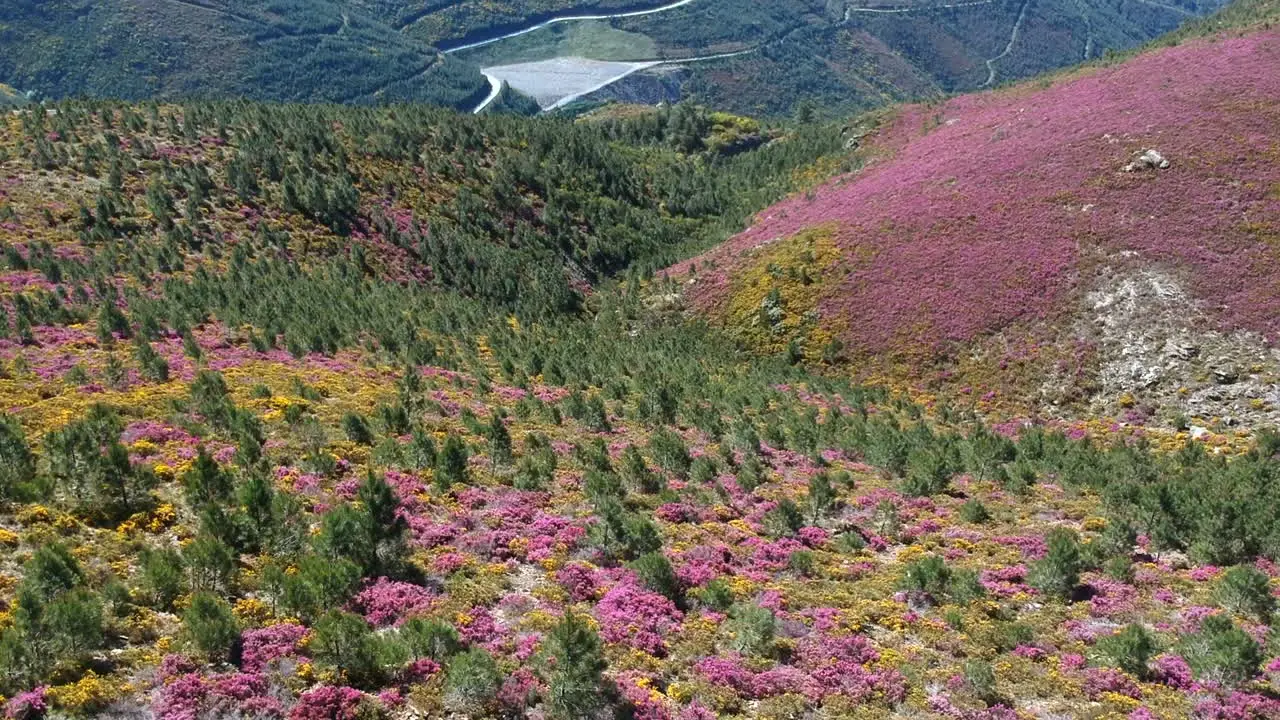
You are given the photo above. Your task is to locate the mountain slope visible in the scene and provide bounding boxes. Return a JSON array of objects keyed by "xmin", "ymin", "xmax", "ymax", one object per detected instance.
[
  {"xmin": 5, "ymin": 10, "xmax": 1280, "ymax": 720},
  {"xmin": 0, "ymin": 0, "xmax": 486, "ymax": 107},
  {"xmin": 670, "ymin": 22, "xmax": 1280, "ymax": 427},
  {"xmin": 0, "ymin": 0, "xmax": 1228, "ymax": 116},
  {"xmin": 451, "ymin": 0, "xmax": 1229, "ymax": 116}
]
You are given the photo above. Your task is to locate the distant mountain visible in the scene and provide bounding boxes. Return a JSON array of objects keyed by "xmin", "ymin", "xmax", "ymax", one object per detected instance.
[
  {"xmin": 0, "ymin": 0, "xmax": 1229, "ymax": 116},
  {"xmin": 669, "ymin": 3, "xmax": 1280, "ymax": 426},
  {"xmin": 0, "ymin": 0, "xmax": 487, "ymax": 108},
  {"xmin": 445, "ymin": 0, "xmax": 1229, "ymax": 116}
]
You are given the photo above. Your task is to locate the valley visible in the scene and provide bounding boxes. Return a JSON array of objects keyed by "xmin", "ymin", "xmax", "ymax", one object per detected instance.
[{"xmin": 0, "ymin": 0, "xmax": 1230, "ymax": 115}]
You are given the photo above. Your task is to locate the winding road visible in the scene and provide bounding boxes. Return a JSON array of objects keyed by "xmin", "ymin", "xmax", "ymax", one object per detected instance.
[
  {"xmin": 473, "ymin": 72, "xmax": 505, "ymax": 114},
  {"xmin": 981, "ymin": 0, "xmax": 1031, "ymax": 87},
  {"xmin": 443, "ymin": 0, "xmax": 700, "ymax": 54}
]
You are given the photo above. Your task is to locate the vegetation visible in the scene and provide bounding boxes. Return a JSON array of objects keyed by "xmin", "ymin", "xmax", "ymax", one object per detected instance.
[{"xmin": 0, "ymin": 10, "xmax": 1278, "ymax": 720}]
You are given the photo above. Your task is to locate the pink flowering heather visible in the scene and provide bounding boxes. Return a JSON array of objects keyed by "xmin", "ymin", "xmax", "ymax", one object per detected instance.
[
  {"xmin": 1194, "ymin": 691, "xmax": 1280, "ymax": 719},
  {"xmin": 4, "ymin": 687, "xmax": 47, "ymax": 720},
  {"xmin": 672, "ymin": 30, "xmax": 1280, "ymax": 358},
  {"xmin": 555, "ymin": 562, "xmax": 600, "ymax": 602},
  {"xmin": 457, "ymin": 605, "xmax": 501, "ymax": 646},
  {"xmin": 154, "ymin": 674, "xmax": 209, "ymax": 720},
  {"xmin": 678, "ymin": 702, "xmax": 717, "ymax": 720},
  {"xmin": 1012, "ymin": 645, "xmax": 1046, "ymax": 661},
  {"xmin": 350, "ymin": 577, "xmax": 436, "ymax": 627},
  {"xmin": 288, "ymin": 686, "xmax": 364, "ymax": 720},
  {"xmin": 240, "ymin": 623, "xmax": 309, "ymax": 672},
  {"xmin": 615, "ymin": 671, "xmax": 673, "ymax": 720},
  {"xmin": 1151, "ymin": 654, "xmax": 1195, "ymax": 690},
  {"xmin": 1082, "ymin": 667, "xmax": 1142, "ymax": 700},
  {"xmin": 595, "ymin": 582, "xmax": 682, "ymax": 656},
  {"xmin": 497, "ymin": 668, "xmax": 542, "ymax": 712}
]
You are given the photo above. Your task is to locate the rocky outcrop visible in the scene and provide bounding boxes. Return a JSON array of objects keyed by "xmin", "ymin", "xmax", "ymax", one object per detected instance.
[{"xmin": 582, "ymin": 65, "xmax": 689, "ymax": 106}]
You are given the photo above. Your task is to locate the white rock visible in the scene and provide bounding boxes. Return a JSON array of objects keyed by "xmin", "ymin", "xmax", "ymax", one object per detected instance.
[{"xmin": 1124, "ymin": 149, "xmax": 1170, "ymax": 172}]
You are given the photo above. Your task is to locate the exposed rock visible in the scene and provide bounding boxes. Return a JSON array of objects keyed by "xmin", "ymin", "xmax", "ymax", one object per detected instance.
[
  {"xmin": 1073, "ymin": 266, "xmax": 1280, "ymax": 431},
  {"xmin": 1164, "ymin": 339, "xmax": 1198, "ymax": 360},
  {"xmin": 584, "ymin": 65, "xmax": 689, "ymax": 106},
  {"xmin": 1213, "ymin": 365, "xmax": 1239, "ymax": 384},
  {"xmin": 1123, "ymin": 148, "xmax": 1170, "ymax": 172}
]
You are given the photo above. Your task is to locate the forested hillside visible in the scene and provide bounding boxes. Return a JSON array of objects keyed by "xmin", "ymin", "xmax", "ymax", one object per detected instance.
[
  {"xmin": 0, "ymin": 3, "xmax": 1279, "ymax": 720},
  {"xmin": 0, "ymin": 0, "xmax": 485, "ymax": 107},
  {"xmin": 0, "ymin": 0, "xmax": 1228, "ymax": 116},
  {"xmin": 2, "ymin": 72, "xmax": 1280, "ymax": 718}
]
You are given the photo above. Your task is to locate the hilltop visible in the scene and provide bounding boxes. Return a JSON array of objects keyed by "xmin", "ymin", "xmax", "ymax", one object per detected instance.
[{"xmin": 669, "ymin": 16, "xmax": 1280, "ymax": 430}]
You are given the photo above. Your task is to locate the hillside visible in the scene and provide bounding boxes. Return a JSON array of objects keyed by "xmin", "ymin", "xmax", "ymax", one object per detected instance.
[
  {"xmin": 669, "ymin": 18, "xmax": 1280, "ymax": 430},
  {"xmin": 0, "ymin": 0, "xmax": 1227, "ymax": 116},
  {"xmin": 0, "ymin": 0, "xmax": 486, "ymax": 108},
  {"xmin": 3, "ymin": 10, "xmax": 1280, "ymax": 720},
  {"xmin": 449, "ymin": 0, "xmax": 1228, "ymax": 116}
]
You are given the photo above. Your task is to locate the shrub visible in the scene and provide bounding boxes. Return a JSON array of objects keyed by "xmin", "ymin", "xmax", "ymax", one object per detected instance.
[
  {"xmin": 1181, "ymin": 615, "xmax": 1262, "ymax": 686},
  {"xmin": 400, "ymin": 617, "xmax": 461, "ymax": 661},
  {"xmin": 648, "ymin": 428, "xmax": 691, "ymax": 479},
  {"xmin": 443, "ymin": 648, "xmax": 501, "ymax": 714},
  {"xmin": 22, "ymin": 545, "xmax": 83, "ymax": 601},
  {"xmin": 902, "ymin": 446, "xmax": 953, "ymax": 497},
  {"xmin": 0, "ymin": 415, "xmax": 35, "ymax": 499},
  {"xmin": 788, "ymin": 550, "xmax": 816, "ymax": 577},
  {"xmin": 630, "ymin": 552, "xmax": 683, "ymax": 607},
  {"xmin": 689, "ymin": 457, "xmax": 717, "ymax": 486},
  {"xmin": 486, "ymin": 411, "xmax": 512, "ymax": 467},
  {"xmin": 900, "ymin": 555, "xmax": 951, "ymax": 602},
  {"xmin": 727, "ymin": 604, "xmax": 776, "ymax": 656},
  {"xmin": 342, "ymin": 412, "xmax": 374, "ymax": 446},
  {"xmin": 621, "ymin": 445, "xmax": 662, "ymax": 494},
  {"xmin": 692, "ymin": 579, "xmax": 734, "ymax": 612},
  {"xmin": 963, "ymin": 659, "xmax": 1000, "ymax": 705},
  {"xmin": 436, "ymin": 434, "xmax": 469, "ymax": 489},
  {"xmin": 41, "ymin": 588, "xmax": 104, "ymax": 657},
  {"xmin": 1215, "ymin": 565, "xmax": 1275, "ymax": 622},
  {"xmin": 1095, "ymin": 624, "xmax": 1158, "ymax": 679},
  {"xmin": 959, "ymin": 499, "xmax": 990, "ymax": 524},
  {"xmin": 1028, "ymin": 528, "xmax": 1080, "ymax": 600},
  {"xmin": 807, "ymin": 471, "xmax": 836, "ymax": 523},
  {"xmin": 311, "ymin": 611, "xmax": 384, "ymax": 688},
  {"xmin": 1103, "ymin": 556, "xmax": 1134, "ymax": 583},
  {"xmin": 763, "ymin": 499, "xmax": 804, "ymax": 539},
  {"xmin": 139, "ymin": 546, "xmax": 185, "ymax": 610},
  {"xmin": 265, "ymin": 555, "xmax": 362, "ymax": 623},
  {"xmin": 542, "ymin": 612, "xmax": 610, "ymax": 720},
  {"xmin": 183, "ymin": 592, "xmax": 238, "ymax": 661},
  {"xmin": 183, "ymin": 534, "xmax": 236, "ymax": 593},
  {"xmin": 949, "ymin": 569, "xmax": 987, "ymax": 605}
]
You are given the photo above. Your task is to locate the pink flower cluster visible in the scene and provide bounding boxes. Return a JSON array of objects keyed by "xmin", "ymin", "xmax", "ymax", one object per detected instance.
[
  {"xmin": 694, "ymin": 633, "xmax": 906, "ymax": 704},
  {"xmin": 595, "ymin": 582, "xmax": 682, "ymax": 656},
  {"xmin": 154, "ymin": 672, "xmax": 282, "ymax": 720},
  {"xmin": 289, "ymin": 686, "xmax": 363, "ymax": 720},
  {"xmin": 1082, "ymin": 667, "xmax": 1142, "ymax": 700},
  {"xmin": 350, "ymin": 577, "xmax": 436, "ymax": 627},
  {"xmin": 241, "ymin": 623, "xmax": 309, "ymax": 672},
  {"xmin": 3, "ymin": 687, "xmax": 47, "ymax": 720}
]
